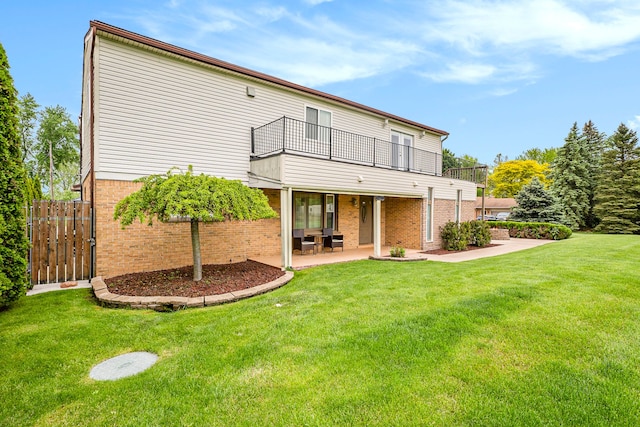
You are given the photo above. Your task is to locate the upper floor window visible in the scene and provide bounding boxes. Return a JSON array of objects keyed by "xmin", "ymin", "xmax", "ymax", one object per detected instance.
[
  {"xmin": 391, "ymin": 130, "xmax": 413, "ymax": 170},
  {"xmin": 306, "ymin": 106, "xmax": 331, "ymax": 142}
]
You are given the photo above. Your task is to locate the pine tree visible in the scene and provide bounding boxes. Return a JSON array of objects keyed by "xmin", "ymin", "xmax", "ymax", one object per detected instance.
[
  {"xmin": 582, "ymin": 120, "xmax": 607, "ymax": 228},
  {"xmin": 594, "ymin": 123, "xmax": 640, "ymax": 234},
  {"xmin": 550, "ymin": 123, "xmax": 590, "ymax": 230},
  {"xmin": 0, "ymin": 43, "xmax": 29, "ymax": 306},
  {"xmin": 511, "ymin": 177, "xmax": 565, "ymax": 224}
]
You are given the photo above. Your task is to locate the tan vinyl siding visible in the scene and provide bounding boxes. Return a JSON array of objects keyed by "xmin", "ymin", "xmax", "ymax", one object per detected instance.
[
  {"xmin": 277, "ymin": 154, "xmax": 475, "ymax": 200},
  {"xmin": 80, "ymin": 33, "xmax": 93, "ymax": 182},
  {"xmin": 92, "ymin": 35, "xmax": 444, "ymax": 183}
]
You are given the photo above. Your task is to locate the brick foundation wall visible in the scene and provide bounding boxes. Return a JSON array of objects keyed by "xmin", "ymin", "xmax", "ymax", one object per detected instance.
[
  {"xmin": 422, "ymin": 198, "xmax": 478, "ymax": 250},
  {"xmin": 94, "ymin": 180, "xmax": 280, "ymax": 279},
  {"xmin": 384, "ymin": 197, "xmax": 421, "ymax": 249},
  {"xmin": 462, "ymin": 200, "xmax": 475, "ymax": 222}
]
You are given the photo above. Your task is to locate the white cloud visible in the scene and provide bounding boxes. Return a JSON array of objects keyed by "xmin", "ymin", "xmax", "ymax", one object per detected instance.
[
  {"xmin": 304, "ymin": 0, "xmax": 334, "ymax": 5},
  {"xmin": 425, "ymin": 0, "xmax": 640, "ymax": 60},
  {"xmin": 628, "ymin": 115, "xmax": 640, "ymax": 130},
  {"xmin": 124, "ymin": 0, "xmax": 640, "ymax": 88},
  {"xmin": 422, "ymin": 63, "xmax": 496, "ymax": 84},
  {"xmin": 420, "ymin": 60, "xmax": 538, "ymax": 85}
]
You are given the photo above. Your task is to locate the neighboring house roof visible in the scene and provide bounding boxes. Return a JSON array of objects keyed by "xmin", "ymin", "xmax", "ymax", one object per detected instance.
[
  {"xmin": 475, "ymin": 197, "xmax": 517, "ymax": 209},
  {"xmin": 88, "ymin": 20, "xmax": 448, "ymax": 137}
]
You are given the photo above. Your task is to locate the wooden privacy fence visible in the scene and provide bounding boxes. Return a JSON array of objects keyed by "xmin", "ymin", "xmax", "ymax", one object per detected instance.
[{"xmin": 28, "ymin": 200, "xmax": 94, "ymax": 285}]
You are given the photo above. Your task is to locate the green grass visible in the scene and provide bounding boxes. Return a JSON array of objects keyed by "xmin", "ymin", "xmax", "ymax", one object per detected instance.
[{"xmin": 2, "ymin": 233, "xmax": 640, "ymax": 426}]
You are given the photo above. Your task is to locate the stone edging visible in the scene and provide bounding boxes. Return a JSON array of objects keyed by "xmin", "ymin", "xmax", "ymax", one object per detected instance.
[
  {"xmin": 92, "ymin": 271, "xmax": 294, "ymax": 311},
  {"xmin": 368, "ymin": 256, "xmax": 429, "ymax": 262}
]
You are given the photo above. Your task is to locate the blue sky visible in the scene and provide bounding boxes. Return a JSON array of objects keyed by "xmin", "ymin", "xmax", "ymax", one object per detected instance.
[{"xmin": 2, "ymin": 0, "xmax": 640, "ymax": 165}]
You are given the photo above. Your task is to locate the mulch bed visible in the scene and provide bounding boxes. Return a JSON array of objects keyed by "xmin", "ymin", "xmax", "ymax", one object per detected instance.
[
  {"xmin": 104, "ymin": 260, "xmax": 284, "ymax": 298},
  {"xmin": 420, "ymin": 243, "xmax": 500, "ymax": 255}
]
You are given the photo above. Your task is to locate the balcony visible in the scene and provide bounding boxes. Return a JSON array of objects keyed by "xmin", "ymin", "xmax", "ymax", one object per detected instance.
[
  {"xmin": 443, "ymin": 165, "xmax": 489, "ymax": 188},
  {"xmin": 251, "ymin": 116, "xmax": 443, "ymax": 176}
]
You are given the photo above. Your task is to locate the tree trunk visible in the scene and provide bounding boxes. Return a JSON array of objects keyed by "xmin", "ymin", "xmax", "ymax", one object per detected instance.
[{"xmin": 191, "ymin": 219, "xmax": 202, "ymax": 281}]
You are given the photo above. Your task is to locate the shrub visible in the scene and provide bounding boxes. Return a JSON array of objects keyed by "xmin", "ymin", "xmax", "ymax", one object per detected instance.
[
  {"xmin": 491, "ymin": 221, "xmax": 572, "ymax": 240},
  {"xmin": 0, "ymin": 43, "xmax": 29, "ymax": 307},
  {"xmin": 390, "ymin": 246, "xmax": 406, "ymax": 258},
  {"xmin": 469, "ymin": 220, "xmax": 492, "ymax": 247},
  {"xmin": 441, "ymin": 221, "xmax": 470, "ymax": 251}
]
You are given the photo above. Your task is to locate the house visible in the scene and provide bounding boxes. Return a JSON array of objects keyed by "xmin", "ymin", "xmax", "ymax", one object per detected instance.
[
  {"xmin": 475, "ymin": 197, "xmax": 517, "ymax": 218},
  {"xmin": 80, "ymin": 21, "xmax": 479, "ymax": 278}
]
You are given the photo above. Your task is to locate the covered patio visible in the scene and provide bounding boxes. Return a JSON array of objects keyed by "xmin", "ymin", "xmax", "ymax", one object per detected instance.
[{"xmin": 252, "ymin": 244, "xmax": 429, "ymax": 269}]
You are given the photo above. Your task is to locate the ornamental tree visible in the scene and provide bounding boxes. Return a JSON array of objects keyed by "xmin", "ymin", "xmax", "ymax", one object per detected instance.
[
  {"xmin": 0, "ymin": 42, "xmax": 29, "ymax": 307},
  {"xmin": 488, "ymin": 159, "xmax": 549, "ymax": 198},
  {"xmin": 114, "ymin": 167, "xmax": 278, "ymax": 281}
]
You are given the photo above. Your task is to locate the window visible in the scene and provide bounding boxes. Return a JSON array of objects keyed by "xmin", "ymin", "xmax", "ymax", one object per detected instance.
[
  {"xmin": 306, "ymin": 106, "xmax": 331, "ymax": 142},
  {"xmin": 391, "ymin": 130, "xmax": 413, "ymax": 170},
  {"xmin": 294, "ymin": 192, "xmax": 338, "ymax": 230},
  {"xmin": 325, "ymin": 194, "xmax": 335, "ymax": 229},
  {"xmin": 455, "ymin": 190, "xmax": 462, "ymax": 223},
  {"xmin": 295, "ymin": 192, "xmax": 322, "ymax": 229}
]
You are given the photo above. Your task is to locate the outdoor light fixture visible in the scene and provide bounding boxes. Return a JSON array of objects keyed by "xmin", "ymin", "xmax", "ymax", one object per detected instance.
[
  {"xmin": 413, "ymin": 181, "xmax": 419, "ymax": 187},
  {"xmin": 383, "ymin": 118, "xmax": 389, "ymax": 127},
  {"xmin": 351, "ymin": 197, "xmax": 358, "ymax": 206},
  {"xmin": 357, "ymin": 175, "xmax": 364, "ymax": 182}
]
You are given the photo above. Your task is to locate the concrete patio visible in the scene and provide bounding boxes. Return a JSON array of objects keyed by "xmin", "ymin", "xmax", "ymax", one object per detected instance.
[{"xmin": 251, "ymin": 238, "xmax": 556, "ymax": 269}]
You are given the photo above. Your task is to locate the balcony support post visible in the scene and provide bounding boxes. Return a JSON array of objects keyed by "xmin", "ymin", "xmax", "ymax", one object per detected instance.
[{"xmin": 282, "ymin": 117, "xmax": 286, "ymax": 153}]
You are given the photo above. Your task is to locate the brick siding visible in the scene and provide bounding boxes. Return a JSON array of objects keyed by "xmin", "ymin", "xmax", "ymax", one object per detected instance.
[
  {"xmin": 94, "ymin": 180, "xmax": 280, "ymax": 278},
  {"xmin": 384, "ymin": 197, "xmax": 421, "ymax": 249}
]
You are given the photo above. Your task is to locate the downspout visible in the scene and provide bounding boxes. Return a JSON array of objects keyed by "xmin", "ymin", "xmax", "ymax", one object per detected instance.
[
  {"xmin": 440, "ymin": 134, "xmax": 449, "ymax": 176},
  {"xmin": 88, "ymin": 24, "xmax": 97, "ymax": 279}
]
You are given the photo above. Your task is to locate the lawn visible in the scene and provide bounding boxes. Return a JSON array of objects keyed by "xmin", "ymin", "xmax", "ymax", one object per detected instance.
[{"xmin": 1, "ymin": 233, "xmax": 639, "ymax": 426}]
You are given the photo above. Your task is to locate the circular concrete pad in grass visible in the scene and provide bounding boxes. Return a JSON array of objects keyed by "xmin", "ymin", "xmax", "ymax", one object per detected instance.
[{"xmin": 90, "ymin": 352, "xmax": 158, "ymax": 381}]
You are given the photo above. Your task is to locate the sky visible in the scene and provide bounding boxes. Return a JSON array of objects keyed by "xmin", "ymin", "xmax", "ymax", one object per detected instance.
[{"xmin": 2, "ymin": 0, "xmax": 640, "ymax": 165}]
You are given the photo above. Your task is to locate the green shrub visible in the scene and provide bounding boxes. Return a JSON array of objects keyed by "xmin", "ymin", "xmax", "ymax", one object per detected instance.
[
  {"xmin": 0, "ymin": 43, "xmax": 29, "ymax": 307},
  {"xmin": 491, "ymin": 221, "xmax": 572, "ymax": 240},
  {"xmin": 390, "ymin": 246, "xmax": 406, "ymax": 258},
  {"xmin": 441, "ymin": 221, "xmax": 470, "ymax": 251},
  {"xmin": 469, "ymin": 220, "xmax": 492, "ymax": 247}
]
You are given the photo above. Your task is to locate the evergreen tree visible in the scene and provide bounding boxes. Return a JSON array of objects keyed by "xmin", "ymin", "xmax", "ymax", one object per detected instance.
[
  {"xmin": 0, "ymin": 43, "xmax": 29, "ymax": 307},
  {"xmin": 594, "ymin": 123, "xmax": 640, "ymax": 234},
  {"xmin": 581, "ymin": 120, "xmax": 607, "ymax": 228},
  {"xmin": 511, "ymin": 177, "xmax": 565, "ymax": 224},
  {"xmin": 550, "ymin": 123, "xmax": 590, "ymax": 230}
]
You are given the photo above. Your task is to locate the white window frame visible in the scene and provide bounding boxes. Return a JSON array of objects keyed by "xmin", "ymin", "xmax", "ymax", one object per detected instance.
[
  {"xmin": 455, "ymin": 189, "xmax": 462, "ymax": 223},
  {"xmin": 305, "ymin": 105, "xmax": 332, "ymax": 142},
  {"xmin": 390, "ymin": 130, "xmax": 413, "ymax": 170}
]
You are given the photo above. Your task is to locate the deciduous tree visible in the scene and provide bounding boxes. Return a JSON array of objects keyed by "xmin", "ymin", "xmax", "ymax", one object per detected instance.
[
  {"xmin": 516, "ymin": 147, "xmax": 557, "ymax": 164},
  {"xmin": 114, "ymin": 166, "xmax": 278, "ymax": 281},
  {"xmin": 594, "ymin": 123, "xmax": 640, "ymax": 234},
  {"xmin": 0, "ymin": 43, "xmax": 29, "ymax": 307},
  {"xmin": 34, "ymin": 105, "xmax": 79, "ymax": 200},
  {"xmin": 488, "ymin": 159, "xmax": 549, "ymax": 198}
]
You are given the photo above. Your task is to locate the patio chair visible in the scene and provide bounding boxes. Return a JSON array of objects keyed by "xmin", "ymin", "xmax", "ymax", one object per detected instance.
[
  {"xmin": 322, "ymin": 228, "xmax": 344, "ymax": 252},
  {"xmin": 293, "ymin": 229, "xmax": 316, "ymax": 255}
]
